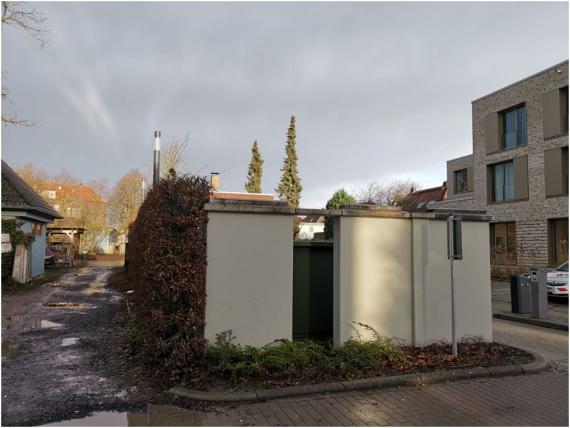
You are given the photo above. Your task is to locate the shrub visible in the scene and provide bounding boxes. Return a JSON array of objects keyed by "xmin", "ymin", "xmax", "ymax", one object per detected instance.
[
  {"xmin": 127, "ymin": 171, "xmax": 211, "ymax": 378},
  {"xmin": 204, "ymin": 328, "xmax": 406, "ymax": 385}
]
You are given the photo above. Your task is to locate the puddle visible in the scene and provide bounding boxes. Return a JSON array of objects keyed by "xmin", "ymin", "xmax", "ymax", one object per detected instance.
[
  {"xmin": 82, "ymin": 280, "xmax": 106, "ymax": 296},
  {"xmin": 43, "ymin": 303, "xmax": 87, "ymax": 309},
  {"xmin": 42, "ymin": 404, "xmax": 208, "ymax": 426},
  {"xmin": 45, "ymin": 282, "xmax": 71, "ymax": 288},
  {"xmin": 37, "ymin": 320, "xmax": 64, "ymax": 329},
  {"xmin": 61, "ymin": 337, "xmax": 79, "ymax": 347},
  {"xmin": 2, "ymin": 340, "xmax": 22, "ymax": 360}
]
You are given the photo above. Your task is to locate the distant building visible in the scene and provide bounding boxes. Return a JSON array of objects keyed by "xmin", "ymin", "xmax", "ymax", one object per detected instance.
[
  {"xmin": 434, "ymin": 60, "xmax": 569, "ymax": 278},
  {"xmin": 35, "ymin": 181, "xmax": 109, "ymax": 254},
  {"xmin": 1, "ymin": 160, "xmax": 62, "ymax": 282},
  {"xmin": 401, "ymin": 182, "xmax": 448, "ymax": 212},
  {"xmin": 298, "ymin": 215, "xmax": 325, "ymax": 240}
]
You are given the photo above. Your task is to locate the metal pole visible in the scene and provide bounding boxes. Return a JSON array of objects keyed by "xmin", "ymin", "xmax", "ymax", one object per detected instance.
[
  {"xmin": 448, "ymin": 215, "xmax": 458, "ymax": 357},
  {"xmin": 153, "ymin": 131, "xmax": 161, "ymax": 186},
  {"xmin": 141, "ymin": 177, "xmax": 146, "ymax": 205}
]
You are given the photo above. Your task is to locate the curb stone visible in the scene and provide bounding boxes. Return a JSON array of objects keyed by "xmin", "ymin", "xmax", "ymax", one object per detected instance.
[
  {"xmin": 493, "ymin": 312, "xmax": 568, "ymax": 331},
  {"xmin": 168, "ymin": 351, "xmax": 548, "ymax": 403}
]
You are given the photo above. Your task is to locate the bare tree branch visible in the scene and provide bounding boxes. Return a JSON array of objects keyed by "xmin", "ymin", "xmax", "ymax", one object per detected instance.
[
  {"xmin": 355, "ymin": 179, "xmax": 419, "ymax": 206},
  {"xmin": 2, "ymin": 1, "xmax": 49, "ymax": 47},
  {"xmin": 161, "ymin": 133, "xmax": 190, "ymax": 176}
]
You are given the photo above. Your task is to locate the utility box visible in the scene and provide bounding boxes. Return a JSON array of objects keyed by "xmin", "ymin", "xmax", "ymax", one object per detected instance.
[
  {"xmin": 529, "ymin": 269, "xmax": 548, "ymax": 318},
  {"xmin": 510, "ymin": 275, "xmax": 531, "ymax": 314}
]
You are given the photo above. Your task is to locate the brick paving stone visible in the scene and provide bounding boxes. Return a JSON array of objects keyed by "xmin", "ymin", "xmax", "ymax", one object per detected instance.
[{"xmin": 184, "ymin": 319, "xmax": 568, "ymax": 426}]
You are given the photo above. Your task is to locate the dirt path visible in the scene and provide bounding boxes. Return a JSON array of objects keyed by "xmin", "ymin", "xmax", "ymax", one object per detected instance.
[{"xmin": 1, "ymin": 261, "xmax": 154, "ymax": 426}]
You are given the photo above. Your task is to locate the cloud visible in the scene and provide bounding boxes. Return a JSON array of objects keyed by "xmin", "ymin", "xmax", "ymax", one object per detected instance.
[{"xmin": 61, "ymin": 82, "xmax": 118, "ymax": 141}]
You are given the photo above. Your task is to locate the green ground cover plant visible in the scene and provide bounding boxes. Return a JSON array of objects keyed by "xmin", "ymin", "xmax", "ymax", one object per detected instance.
[{"xmin": 196, "ymin": 324, "xmax": 533, "ymax": 389}]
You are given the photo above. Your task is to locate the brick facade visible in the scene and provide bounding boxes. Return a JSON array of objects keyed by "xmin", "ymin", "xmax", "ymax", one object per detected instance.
[{"xmin": 437, "ymin": 61, "xmax": 569, "ymax": 278}]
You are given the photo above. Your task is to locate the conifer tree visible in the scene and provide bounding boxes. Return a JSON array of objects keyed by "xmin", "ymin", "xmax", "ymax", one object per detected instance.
[
  {"xmin": 276, "ymin": 116, "xmax": 302, "ymax": 207},
  {"xmin": 324, "ymin": 189, "xmax": 356, "ymax": 239},
  {"xmin": 244, "ymin": 140, "xmax": 263, "ymax": 193}
]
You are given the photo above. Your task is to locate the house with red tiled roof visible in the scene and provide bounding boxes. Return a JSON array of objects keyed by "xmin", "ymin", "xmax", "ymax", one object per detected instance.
[{"xmin": 400, "ymin": 182, "xmax": 448, "ymax": 212}]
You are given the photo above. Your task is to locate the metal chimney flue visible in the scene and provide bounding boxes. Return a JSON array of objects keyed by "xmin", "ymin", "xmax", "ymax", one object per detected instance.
[{"xmin": 153, "ymin": 131, "xmax": 161, "ymax": 186}]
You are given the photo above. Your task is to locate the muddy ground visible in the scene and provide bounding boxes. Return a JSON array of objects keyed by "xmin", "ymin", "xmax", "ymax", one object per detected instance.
[{"xmin": 1, "ymin": 260, "xmax": 191, "ymax": 426}]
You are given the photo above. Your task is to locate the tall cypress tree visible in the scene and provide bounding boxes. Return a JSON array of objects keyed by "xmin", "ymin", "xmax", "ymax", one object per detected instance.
[
  {"xmin": 244, "ymin": 140, "xmax": 263, "ymax": 193},
  {"xmin": 276, "ymin": 116, "xmax": 302, "ymax": 207}
]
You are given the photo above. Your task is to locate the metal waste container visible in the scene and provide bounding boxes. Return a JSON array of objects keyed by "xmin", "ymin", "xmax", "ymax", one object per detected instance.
[
  {"xmin": 510, "ymin": 274, "xmax": 531, "ymax": 314},
  {"xmin": 530, "ymin": 268, "xmax": 548, "ymax": 318}
]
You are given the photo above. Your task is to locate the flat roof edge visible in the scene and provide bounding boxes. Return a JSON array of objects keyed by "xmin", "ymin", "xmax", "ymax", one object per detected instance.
[{"xmin": 471, "ymin": 60, "xmax": 569, "ymax": 104}]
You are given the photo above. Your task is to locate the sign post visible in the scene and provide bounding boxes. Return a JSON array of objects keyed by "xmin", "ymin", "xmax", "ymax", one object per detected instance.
[{"xmin": 447, "ymin": 214, "xmax": 462, "ymax": 357}]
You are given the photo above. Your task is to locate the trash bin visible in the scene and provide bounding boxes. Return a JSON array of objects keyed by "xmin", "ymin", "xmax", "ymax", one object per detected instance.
[
  {"xmin": 510, "ymin": 274, "xmax": 531, "ymax": 314},
  {"xmin": 529, "ymin": 268, "xmax": 548, "ymax": 318}
]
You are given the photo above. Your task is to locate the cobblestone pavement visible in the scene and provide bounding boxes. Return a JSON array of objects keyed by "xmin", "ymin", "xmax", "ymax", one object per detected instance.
[{"xmin": 49, "ymin": 319, "xmax": 569, "ymax": 426}]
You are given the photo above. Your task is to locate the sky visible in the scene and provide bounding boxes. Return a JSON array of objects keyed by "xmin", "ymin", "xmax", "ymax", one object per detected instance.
[{"xmin": 1, "ymin": 1, "xmax": 568, "ymax": 208}]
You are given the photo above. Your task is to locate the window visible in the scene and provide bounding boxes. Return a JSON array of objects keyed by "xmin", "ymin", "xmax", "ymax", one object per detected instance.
[
  {"xmin": 561, "ymin": 86, "xmax": 569, "ymax": 134},
  {"xmin": 41, "ymin": 190, "xmax": 57, "ymax": 199},
  {"xmin": 53, "ymin": 203, "xmax": 61, "ymax": 212},
  {"xmin": 491, "ymin": 161, "xmax": 514, "ymax": 202},
  {"xmin": 549, "ymin": 218, "xmax": 569, "ymax": 266},
  {"xmin": 490, "ymin": 222, "xmax": 517, "ymax": 266},
  {"xmin": 454, "ymin": 169, "xmax": 468, "ymax": 193},
  {"xmin": 65, "ymin": 207, "xmax": 81, "ymax": 218},
  {"xmin": 502, "ymin": 104, "xmax": 526, "ymax": 149}
]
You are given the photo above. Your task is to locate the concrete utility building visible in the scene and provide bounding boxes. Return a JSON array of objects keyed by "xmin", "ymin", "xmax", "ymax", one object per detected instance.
[{"xmin": 434, "ymin": 61, "xmax": 569, "ymax": 278}]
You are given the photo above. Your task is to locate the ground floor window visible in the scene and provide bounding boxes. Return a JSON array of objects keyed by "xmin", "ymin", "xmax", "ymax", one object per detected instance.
[
  {"xmin": 490, "ymin": 222, "xmax": 517, "ymax": 265},
  {"xmin": 549, "ymin": 218, "xmax": 569, "ymax": 266}
]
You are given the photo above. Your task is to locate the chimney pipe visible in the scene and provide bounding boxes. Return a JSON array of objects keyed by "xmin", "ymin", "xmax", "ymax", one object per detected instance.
[
  {"xmin": 153, "ymin": 131, "xmax": 161, "ymax": 186},
  {"xmin": 210, "ymin": 172, "xmax": 220, "ymax": 192},
  {"xmin": 141, "ymin": 177, "xmax": 146, "ymax": 204}
]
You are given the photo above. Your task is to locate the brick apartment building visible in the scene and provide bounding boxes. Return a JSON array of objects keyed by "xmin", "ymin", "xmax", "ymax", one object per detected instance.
[{"xmin": 433, "ymin": 60, "xmax": 568, "ymax": 279}]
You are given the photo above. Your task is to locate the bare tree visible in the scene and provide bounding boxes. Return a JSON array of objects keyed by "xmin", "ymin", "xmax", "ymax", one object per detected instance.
[
  {"xmin": 355, "ymin": 179, "xmax": 419, "ymax": 206},
  {"xmin": 161, "ymin": 133, "xmax": 190, "ymax": 177},
  {"xmin": 88, "ymin": 178, "xmax": 110, "ymax": 201},
  {"xmin": 108, "ymin": 169, "xmax": 144, "ymax": 233},
  {"xmin": 2, "ymin": 1, "xmax": 48, "ymax": 45},
  {"xmin": 15, "ymin": 162, "xmax": 49, "ymax": 188},
  {"xmin": 2, "ymin": 1, "xmax": 48, "ymax": 126},
  {"xmin": 53, "ymin": 168, "xmax": 76, "ymax": 185}
]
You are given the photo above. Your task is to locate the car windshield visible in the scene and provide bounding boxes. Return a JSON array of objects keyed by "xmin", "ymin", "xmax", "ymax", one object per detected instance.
[{"xmin": 555, "ymin": 261, "xmax": 568, "ymax": 272}]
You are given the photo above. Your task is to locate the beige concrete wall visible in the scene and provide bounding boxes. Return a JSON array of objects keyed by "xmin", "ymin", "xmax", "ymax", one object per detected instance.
[
  {"xmin": 334, "ymin": 216, "xmax": 413, "ymax": 344},
  {"xmin": 205, "ymin": 212, "xmax": 294, "ymax": 346},
  {"xmin": 412, "ymin": 219, "xmax": 492, "ymax": 345}
]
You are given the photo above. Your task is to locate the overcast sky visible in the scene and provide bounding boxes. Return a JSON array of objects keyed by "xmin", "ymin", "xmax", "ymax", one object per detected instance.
[{"xmin": 1, "ymin": 1, "xmax": 568, "ymax": 207}]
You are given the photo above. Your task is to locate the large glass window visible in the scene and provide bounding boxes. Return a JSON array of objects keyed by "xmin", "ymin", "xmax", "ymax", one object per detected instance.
[
  {"xmin": 492, "ymin": 161, "xmax": 514, "ymax": 202},
  {"xmin": 490, "ymin": 222, "xmax": 517, "ymax": 266},
  {"xmin": 454, "ymin": 169, "xmax": 468, "ymax": 193},
  {"xmin": 502, "ymin": 104, "xmax": 526, "ymax": 149}
]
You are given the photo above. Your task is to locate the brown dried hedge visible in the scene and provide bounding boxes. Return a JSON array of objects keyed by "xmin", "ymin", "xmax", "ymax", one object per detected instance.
[{"xmin": 128, "ymin": 172, "xmax": 211, "ymax": 378}]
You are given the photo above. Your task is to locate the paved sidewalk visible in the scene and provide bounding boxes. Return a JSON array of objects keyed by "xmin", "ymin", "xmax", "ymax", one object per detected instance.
[{"xmin": 492, "ymin": 280, "xmax": 568, "ymax": 327}]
